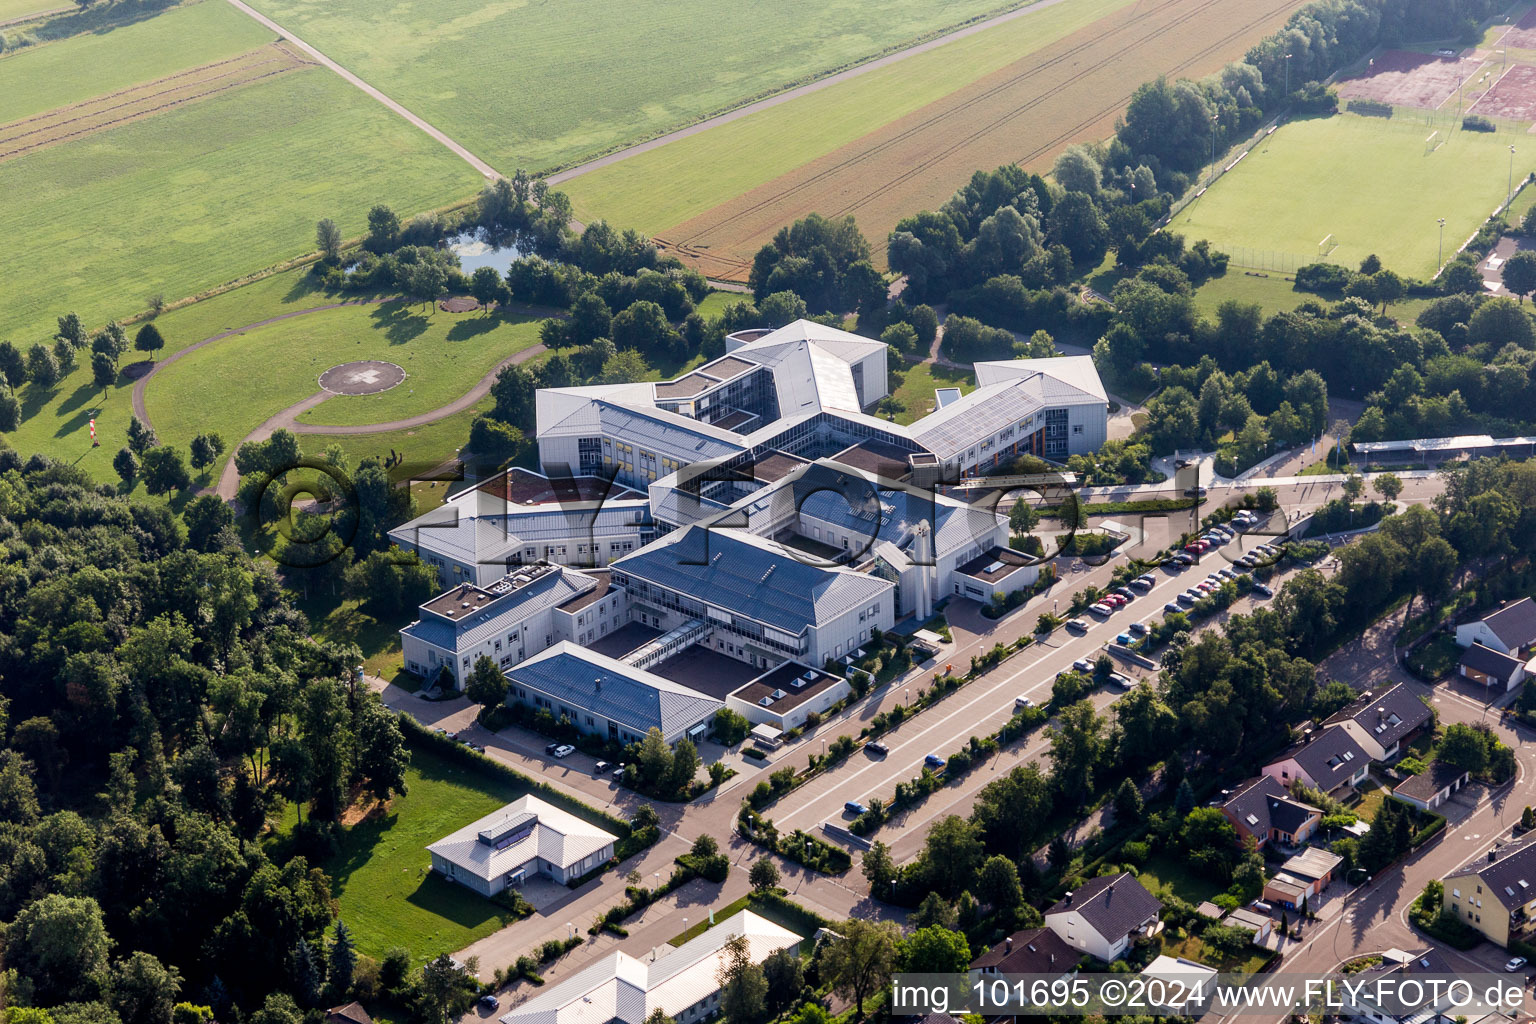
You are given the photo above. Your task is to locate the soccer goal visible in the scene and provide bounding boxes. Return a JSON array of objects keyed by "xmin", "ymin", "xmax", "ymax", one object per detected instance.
[
  {"xmin": 1318, "ymin": 233, "xmax": 1340, "ymax": 258},
  {"xmin": 1425, "ymin": 129, "xmax": 1445, "ymax": 153}
]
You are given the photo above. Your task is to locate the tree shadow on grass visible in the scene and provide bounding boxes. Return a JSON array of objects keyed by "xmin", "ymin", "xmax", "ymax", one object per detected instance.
[
  {"xmin": 445, "ymin": 316, "xmax": 506, "ymax": 343},
  {"xmin": 371, "ymin": 302, "xmax": 431, "ymax": 345},
  {"xmin": 57, "ymin": 380, "xmax": 102, "ymax": 419},
  {"xmin": 404, "ymin": 872, "xmax": 519, "ymax": 933}
]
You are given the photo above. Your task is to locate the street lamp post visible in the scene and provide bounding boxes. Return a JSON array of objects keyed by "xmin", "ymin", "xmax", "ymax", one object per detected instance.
[
  {"xmin": 1284, "ymin": 53, "xmax": 1292, "ymax": 98},
  {"xmin": 1347, "ymin": 867, "xmax": 1371, "ymax": 886},
  {"xmin": 1438, "ymin": 217, "xmax": 1446, "ymax": 271}
]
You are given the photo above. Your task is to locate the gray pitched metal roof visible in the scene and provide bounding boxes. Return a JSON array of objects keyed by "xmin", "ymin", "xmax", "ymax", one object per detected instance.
[
  {"xmin": 612, "ymin": 526, "xmax": 892, "ymax": 634},
  {"xmin": 507, "ymin": 642, "xmax": 722, "ymax": 738}
]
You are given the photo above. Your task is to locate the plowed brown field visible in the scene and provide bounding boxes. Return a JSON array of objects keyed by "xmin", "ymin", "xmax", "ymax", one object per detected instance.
[
  {"xmin": 659, "ymin": 0, "xmax": 1308, "ymax": 280},
  {"xmin": 0, "ymin": 43, "xmax": 311, "ymax": 163}
]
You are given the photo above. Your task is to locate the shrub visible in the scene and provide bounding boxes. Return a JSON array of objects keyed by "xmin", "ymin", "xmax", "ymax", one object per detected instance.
[{"xmin": 1463, "ymin": 115, "xmax": 1496, "ymax": 133}]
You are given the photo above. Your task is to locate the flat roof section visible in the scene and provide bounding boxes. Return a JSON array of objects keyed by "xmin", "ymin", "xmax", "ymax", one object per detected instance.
[
  {"xmin": 557, "ymin": 569, "xmax": 611, "ymax": 613},
  {"xmin": 829, "ymin": 438, "xmax": 916, "ymax": 480},
  {"xmin": 586, "ymin": 621, "xmax": 662, "ymax": 659},
  {"xmin": 751, "ymin": 451, "xmax": 811, "ymax": 484},
  {"xmin": 713, "ymin": 409, "xmax": 759, "ymax": 431},
  {"xmin": 731, "ymin": 662, "xmax": 844, "ymax": 713},
  {"xmin": 480, "ymin": 468, "xmax": 644, "ymax": 506},
  {"xmin": 648, "ymin": 644, "xmax": 764, "ymax": 701},
  {"xmin": 956, "ymin": 547, "xmax": 1035, "ymax": 584},
  {"xmin": 701, "ymin": 355, "xmax": 757, "ymax": 381},
  {"xmin": 654, "ymin": 372, "xmax": 721, "ymax": 400}
]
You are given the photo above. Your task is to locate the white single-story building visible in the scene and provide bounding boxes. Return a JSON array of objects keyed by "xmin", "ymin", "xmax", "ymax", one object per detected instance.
[
  {"xmin": 500, "ymin": 910, "xmax": 800, "ymax": 1024},
  {"xmin": 1392, "ymin": 761, "xmax": 1471, "ymax": 812},
  {"xmin": 428, "ymin": 795, "xmax": 617, "ymax": 895},
  {"xmin": 1456, "ymin": 597, "xmax": 1536, "ymax": 658}
]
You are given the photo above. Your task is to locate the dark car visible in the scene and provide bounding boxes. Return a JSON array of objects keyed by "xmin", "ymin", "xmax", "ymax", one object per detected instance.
[
  {"xmin": 544, "ymin": 741, "xmax": 561, "ymax": 756},
  {"xmin": 924, "ymin": 753, "xmax": 945, "ymax": 769},
  {"xmin": 866, "ymin": 741, "xmax": 888, "ymax": 756},
  {"xmin": 845, "ymin": 800, "xmax": 868, "ymax": 816}
]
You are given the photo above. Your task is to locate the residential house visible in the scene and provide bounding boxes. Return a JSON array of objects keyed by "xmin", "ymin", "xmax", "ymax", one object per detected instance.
[
  {"xmin": 325, "ymin": 1005, "xmax": 373, "ymax": 1024},
  {"xmin": 1323, "ymin": 683, "xmax": 1432, "ymax": 761},
  {"xmin": 428, "ymin": 794, "xmax": 617, "ymax": 896},
  {"xmin": 1261, "ymin": 726, "xmax": 1370, "ymax": 798},
  {"xmin": 1392, "ymin": 761, "xmax": 1471, "ymax": 812},
  {"xmin": 971, "ymin": 927, "xmax": 1077, "ymax": 977},
  {"xmin": 1218, "ymin": 776, "xmax": 1322, "ymax": 849},
  {"xmin": 1138, "ymin": 956, "xmax": 1217, "ymax": 1014},
  {"xmin": 1222, "ymin": 907, "xmax": 1273, "ymax": 944},
  {"xmin": 1044, "ymin": 872, "xmax": 1162, "ymax": 963},
  {"xmin": 499, "ymin": 910, "xmax": 799, "ymax": 1024},
  {"xmin": 1456, "ymin": 597, "xmax": 1536, "ymax": 658},
  {"xmin": 1443, "ymin": 839, "xmax": 1536, "ymax": 947},
  {"xmin": 1458, "ymin": 643, "xmax": 1529, "ymax": 692}
]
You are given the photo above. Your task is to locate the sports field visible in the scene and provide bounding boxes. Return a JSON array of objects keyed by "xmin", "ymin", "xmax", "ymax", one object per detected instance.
[
  {"xmin": 565, "ymin": 0, "xmax": 1307, "ymax": 279},
  {"xmin": 1168, "ymin": 114, "xmax": 1528, "ymax": 279},
  {"xmin": 242, "ymin": 0, "xmax": 1037, "ymax": 173}
]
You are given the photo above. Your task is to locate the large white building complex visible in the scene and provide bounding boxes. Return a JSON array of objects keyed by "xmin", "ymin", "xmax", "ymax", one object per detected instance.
[{"xmin": 395, "ymin": 319, "xmax": 1109, "ymax": 724}]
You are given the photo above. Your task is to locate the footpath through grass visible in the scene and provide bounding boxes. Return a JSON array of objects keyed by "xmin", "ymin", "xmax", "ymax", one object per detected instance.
[
  {"xmin": 1169, "ymin": 114, "xmax": 1524, "ymax": 279},
  {"xmin": 244, "ymin": 0, "xmax": 1063, "ymax": 177}
]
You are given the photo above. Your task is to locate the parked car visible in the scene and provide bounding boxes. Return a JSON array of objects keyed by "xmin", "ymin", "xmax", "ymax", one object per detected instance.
[
  {"xmin": 1507, "ymin": 957, "xmax": 1528, "ymax": 973},
  {"xmin": 866, "ymin": 741, "xmax": 888, "ymax": 756},
  {"xmin": 924, "ymin": 754, "xmax": 946, "ymax": 769},
  {"xmin": 1253, "ymin": 583, "xmax": 1274, "ymax": 597},
  {"xmin": 1130, "ymin": 575, "xmax": 1155, "ymax": 591},
  {"xmin": 1129, "ymin": 621, "xmax": 1150, "ymax": 635},
  {"xmin": 1014, "ymin": 696, "xmax": 1035, "ymax": 710},
  {"xmin": 479, "ymin": 995, "xmax": 501, "ymax": 1011},
  {"xmin": 544, "ymin": 741, "xmax": 561, "ymax": 755},
  {"xmin": 1110, "ymin": 673, "xmax": 1136, "ymax": 689},
  {"xmin": 1217, "ymin": 568, "xmax": 1237, "ymax": 580},
  {"xmin": 1115, "ymin": 632, "xmax": 1133, "ymax": 645},
  {"xmin": 1072, "ymin": 658, "xmax": 1094, "ymax": 674},
  {"xmin": 1113, "ymin": 586, "xmax": 1135, "ymax": 600},
  {"xmin": 1184, "ymin": 485, "xmax": 1208, "ymax": 497},
  {"xmin": 1102, "ymin": 594, "xmax": 1125, "ymax": 608},
  {"xmin": 1089, "ymin": 602, "xmax": 1113, "ymax": 616},
  {"xmin": 594, "ymin": 760, "xmax": 610, "ymax": 774},
  {"xmin": 844, "ymin": 801, "xmax": 868, "ymax": 816},
  {"xmin": 1177, "ymin": 592, "xmax": 1197, "ymax": 606},
  {"xmin": 1066, "ymin": 617, "xmax": 1089, "ymax": 632},
  {"xmin": 1164, "ymin": 601, "xmax": 1182, "ymax": 614},
  {"xmin": 552, "ymin": 744, "xmax": 575, "ymax": 759},
  {"xmin": 612, "ymin": 765, "xmax": 627, "ymax": 781}
]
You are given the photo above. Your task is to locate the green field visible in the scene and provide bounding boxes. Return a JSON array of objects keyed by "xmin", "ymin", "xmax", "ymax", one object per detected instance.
[
  {"xmin": 243, "ymin": 0, "xmax": 1063, "ymax": 175},
  {"xmin": 145, "ymin": 302, "xmax": 543, "ymax": 472},
  {"xmin": 1169, "ymin": 114, "xmax": 1528, "ymax": 279},
  {"xmin": 0, "ymin": 0, "xmax": 64, "ymax": 21},
  {"xmin": 0, "ymin": 1, "xmax": 273, "ymax": 122},
  {"xmin": 0, "ymin": 60, "xmax": 481, "ymax": 347},
  {"xmin": 562, "ymin": 0, "xmax": 1138, "ymax": 231},
  {"xmin": 291, "ymin": 743, "xmax": 531, "ymax": 963},
  {"xmin": 885, "ymin": 360, "xmax": 973, "ymax": 425}
]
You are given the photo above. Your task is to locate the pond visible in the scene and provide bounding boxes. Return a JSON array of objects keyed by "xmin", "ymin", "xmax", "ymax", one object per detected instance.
[{"xmin": 445, "ymin": 229, "xmax": 534, "ymax": 277}]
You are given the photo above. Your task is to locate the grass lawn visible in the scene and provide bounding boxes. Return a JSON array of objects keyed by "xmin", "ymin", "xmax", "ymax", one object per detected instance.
[
  {"xmin": 243, "ymin": 0, "xmax": 1061, "ymax": 177},
  {"xmin": 144, "ymin": 304, "xmax": 543, "ymax": 474},
  {"xmin": 884, "ymin": 360, "xmax": 974, "ymax": 425},
  {"xmin": 291, "ymin": 743, "xmax": 535, "ymax": 964},
  {"xmin": 1169, "ymin": 114, "xmax": 1528, "ymax": 279},
  {"xmin": 694, "ymin": 290, "xmax": 751, "ymax": 321},
  {"xmin": 561, "ymin": 0, "xmax": 1139, "ymax": 231},
  {"xmin": 1352, "ymin": 779, "xmax": 1388, "ymax": 823},
  {"xmin": 0, "ymin": 0, "xmax": 61, "ymax": 19},
  {"xmin": 0, "ymin": 63, "xmax": 482, "ymax": 348},
  {"xmin": 668, "ymin": 895, "xmax": 752, "ymax": 946},
  {"xmin": 1164, "ymin": 931, "xmax": 1271, "ymax": 974},
  {"xmin": 300, "ymin": 593, "xmax": 406, "ymax": 681},
  {"xmin": 1409, "ymin": 632, "xmax": 1463, "ymax": 681},
  {"xmin": 1136, "ymin": 853, "xmax": 1223, "ymax": 906},
  {"xmin": 0, "ymin": 1, "xmax": 273, "ymax": 124}
]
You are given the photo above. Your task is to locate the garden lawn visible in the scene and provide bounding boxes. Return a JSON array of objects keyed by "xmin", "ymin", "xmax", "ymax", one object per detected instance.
[
  {"xmin": 1135, "ymin": 853, "xmax": 1224, "ymax": 905},
  {"xmin": 1169, "ymin": 114, "xmax": 1526, "ymax": 279},
  {"xmin": 144, "ymin": 304, "xmax": 543, "ymax": 463},
  {"xmin": 300, "ymin": 743, "xmax": 532, "ymax": 964},
  {"xmin": 562, "ymin": 0, "xmax": 1138, "ymax": 231},
  {"xmin": 885, "ymin": 360, "xmax": 974, "ymax": 425},
  {"xmin": 0, "ymin": 64, "xmax": 481, "ymax": 347},
  {"xmin": 243, "ymin": 0, "xmax": 1080, "ymax": 176},
  {"xmin": 0, "ymin": 1, "xmax": 273, "ymax": 123}
]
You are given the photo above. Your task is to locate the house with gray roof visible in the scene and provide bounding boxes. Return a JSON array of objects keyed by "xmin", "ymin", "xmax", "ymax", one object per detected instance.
[
  {"xmin": 1262, "ymin": 725, "xmax": 1370, "ymax": 798},
  {"xmin": 428, "ymin": 794, "xmax": 617, "ymax": 894},
  {"xmin": 1459, "ymin": 642, "xmax": 1529, "ymax": 692},
  {"xmin": 1392, "ymin": 761, "xmax": 1470, "ymax": 811},
  {"xmin": 1044, "ymin": 872, "xmax": 1162, "ymax": 963},
  {"xmin": 1218, "ymin": 775, "xmax": 1322, "ymax": 850},
  {"xmin": 504, "ymin": 642, "xmax": 723, "ymax": 746},
  {"xmin": 610, "ymin": 525, "xmax": 894, "ymax": 669},
  {"xmin": 1443, "ymin": 838, "xmax": 1536, "ymax": 947},
  {"xmin": 1457, "ymin": 597, "xmax": 1536, "ymax": 658},
  {"xmin": 1323, "ymin": 682, "xmax": 1432, "ymax": 761}
]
